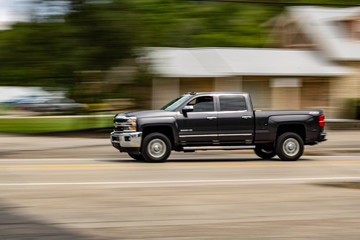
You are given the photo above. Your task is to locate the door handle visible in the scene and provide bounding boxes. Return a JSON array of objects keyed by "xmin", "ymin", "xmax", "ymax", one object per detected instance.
[
  {"xmin": 242, "ymin": 115, "xmax": 252, "ymax": 119},
  {"xmin": 207, "ymin": 116, "xmax": 217, "ymax": 120}
]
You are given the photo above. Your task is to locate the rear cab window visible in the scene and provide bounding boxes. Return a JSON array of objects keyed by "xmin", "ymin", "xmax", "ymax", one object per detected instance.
[{"xmin": 219, "ymin": 95, "xmax": 247, "ymax": 111}]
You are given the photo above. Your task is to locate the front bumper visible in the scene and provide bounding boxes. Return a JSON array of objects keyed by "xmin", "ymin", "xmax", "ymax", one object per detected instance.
[{"xmin": 110, "ymin": 131, "xmax": 142, "ymax": 151}]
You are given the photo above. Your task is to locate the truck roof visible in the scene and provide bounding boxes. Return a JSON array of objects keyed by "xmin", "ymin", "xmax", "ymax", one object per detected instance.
[{"xmin": 185, "ymin": 92, "xmax": 248, "ymax": 95}]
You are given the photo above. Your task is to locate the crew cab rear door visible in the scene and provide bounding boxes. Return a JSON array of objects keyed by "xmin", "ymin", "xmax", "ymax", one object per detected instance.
[{"xmin": 217, "ymin": 94, "xmax": 254, "ymax": 144}]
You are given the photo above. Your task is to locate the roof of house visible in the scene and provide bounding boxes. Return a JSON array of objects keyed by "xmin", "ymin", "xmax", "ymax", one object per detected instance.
[
  {"xmin": 287, "ymin": 6, "xmax": 360, "ymax": 61},
  {"xmin": 146, "ymin": 47, "xmax": 351, "ymax": 78}
]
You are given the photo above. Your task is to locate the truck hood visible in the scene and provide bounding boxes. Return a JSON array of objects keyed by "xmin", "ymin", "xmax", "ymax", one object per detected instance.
[{"xmin": 120, "ymin": 110, "xmax": 177, "ymax": 119}]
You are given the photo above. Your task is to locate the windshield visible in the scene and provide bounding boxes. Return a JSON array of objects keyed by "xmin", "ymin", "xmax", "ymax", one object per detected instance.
[{"xmin": 161, "ymin": 94, "xmax": 192, "ymax": 111}]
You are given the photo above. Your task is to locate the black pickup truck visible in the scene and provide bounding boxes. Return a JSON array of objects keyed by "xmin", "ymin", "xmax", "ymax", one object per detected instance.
[{"xmin": 111, "ymin": 92, "xmax": 326, "ymax": 162}]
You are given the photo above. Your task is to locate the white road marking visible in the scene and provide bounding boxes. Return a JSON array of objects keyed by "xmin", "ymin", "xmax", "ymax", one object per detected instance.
[{"xmin": 0, "ymin": 177, "xmax": 359, "ymax": 186}]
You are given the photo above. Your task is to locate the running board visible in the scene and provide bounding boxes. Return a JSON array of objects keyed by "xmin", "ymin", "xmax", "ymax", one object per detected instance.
[{"xmin": 183, "ymin": 145, "xmax": 255, "ymax": 151}]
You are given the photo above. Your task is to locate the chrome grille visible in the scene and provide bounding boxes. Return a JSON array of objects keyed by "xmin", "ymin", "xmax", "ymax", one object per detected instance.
[{"xmin": 114, "ymin": 126, "xmax": 126, "ymax": 132}]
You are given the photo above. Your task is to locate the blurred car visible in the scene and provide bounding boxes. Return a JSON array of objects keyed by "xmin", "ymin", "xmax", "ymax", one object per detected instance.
[
  {"xmin": 0, "ymin": 87, "xmax": 53, "ymax": 104},
  {"xmin": 18, "ymin": 97, "xmax": 86, "ymax": 112}
]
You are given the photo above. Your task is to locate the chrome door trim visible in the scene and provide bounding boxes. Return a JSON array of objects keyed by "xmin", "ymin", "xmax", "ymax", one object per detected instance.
[
  {"xmin": 218, "ymin": 133, "xmax": 253, "ymax": 137},
  {"xmin": 184, "ymin": 145, "xmax": 255, "ymax": 150},
  {"xmin": 179, "ymin": 134, "xmax": 218, "ymax": 138}
]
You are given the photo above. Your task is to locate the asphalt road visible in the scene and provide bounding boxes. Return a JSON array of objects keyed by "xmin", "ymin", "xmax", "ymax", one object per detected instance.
[
  {"xmin": 1, "ymin": 130, "xmax": 360, "ymax": 160},
  {"xmin": 1, "ymin": 131, "xmax": 360, "ymax": 239},
  {"xmin": 1, "ymin": 149, "xmax": 360, "ymax": 239}
]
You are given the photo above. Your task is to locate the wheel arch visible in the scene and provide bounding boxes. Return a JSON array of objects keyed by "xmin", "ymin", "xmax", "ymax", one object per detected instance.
[
  {"xmin": 141, "ymin": 125, "xmax": 176, "ymax": 147},
  {"xmin": 276, "ymin": 124, "xmax": 306, "ymax": 142}
]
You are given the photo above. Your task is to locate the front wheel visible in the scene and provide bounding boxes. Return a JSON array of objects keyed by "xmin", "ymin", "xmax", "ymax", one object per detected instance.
[
  {"xmin": 276, "ymin": 132, "xmax": 304, "ymax": 161},
  {"xmin": 141, "ymin": 133, "xmax": 171, "ymax": 162},
  {"xmin": 254, "ymin": 144, "xmax": 276, "ymax": 159}
]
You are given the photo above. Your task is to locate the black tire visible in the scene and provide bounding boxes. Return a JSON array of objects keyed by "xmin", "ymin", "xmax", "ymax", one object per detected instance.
[
  {"xmin": 254, "ymin": 144, "xmax": 276, "ymax": 159},
  {"xmin": 276, "ymin": 132, "xmax": 304, "ymax": 161},
  {"xmin": 127, "ymin": 153, "xmax": 145, "ymax": 161},
  {"xmin": 141, "ymin": 132, "xmax": 171, "ymax": 162}
]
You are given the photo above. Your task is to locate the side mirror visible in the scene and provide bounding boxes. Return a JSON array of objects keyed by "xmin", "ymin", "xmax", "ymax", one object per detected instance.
[{"xmin": 182, "ymin": 105, "xmax": 194, "ymax": 116}]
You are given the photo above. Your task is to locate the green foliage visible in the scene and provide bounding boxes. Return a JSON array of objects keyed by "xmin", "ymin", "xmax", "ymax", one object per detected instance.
[
  {"xmin": 127, "ymin": 0, "xmax": 280, "ymax": 47},
  {"xmin": 0, "ymin": 0, "xmax": 355, "ymax": 104},
  {"xmin": 0, "ymin": 22, "xmax": 79, "ymax": 88},
  {"xmin": 0, "ymin": 116, "xmax": 113, "ymax": 133}
]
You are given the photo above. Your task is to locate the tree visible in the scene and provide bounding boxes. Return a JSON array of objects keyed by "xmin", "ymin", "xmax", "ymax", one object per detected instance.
[{"xmin": 2, "ymin": 0, "xmax": 354, "ymax": 104}]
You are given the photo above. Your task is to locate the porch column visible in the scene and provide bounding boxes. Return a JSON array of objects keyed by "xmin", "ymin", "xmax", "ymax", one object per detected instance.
[{"xmin": 152, "ymin": 78, "xmax": 180, "ymax": 110}]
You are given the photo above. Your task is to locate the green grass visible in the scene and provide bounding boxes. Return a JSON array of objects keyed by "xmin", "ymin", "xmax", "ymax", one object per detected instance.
[{"xmin": 0, "ymin": 116, "xmax": 114, "ymax": 133}]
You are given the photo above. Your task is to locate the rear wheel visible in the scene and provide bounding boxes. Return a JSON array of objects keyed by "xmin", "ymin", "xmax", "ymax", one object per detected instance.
[
  {"xmin": 141, "ymin": 133, "xmax": 171, "ymax": 162},
  {"xmin": 254, "ymin": 144, "xmax": 276, "ymax": 159},
  {"xmin": 276, "ymin": 132, "xmax": 304, "ymax": 161},
  {"xmin": 127, "ymin": 153, "xmax": 145, "ymax": 161}
]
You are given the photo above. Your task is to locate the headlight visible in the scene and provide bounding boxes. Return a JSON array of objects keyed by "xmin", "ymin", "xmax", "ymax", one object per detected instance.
[
  {"xmin": 114, "ymin": 116, "xmax": 136, "ymax": 132},
  {"xmin": 127, "ymin": 117, "xmax": 137, "ymax": 131}
]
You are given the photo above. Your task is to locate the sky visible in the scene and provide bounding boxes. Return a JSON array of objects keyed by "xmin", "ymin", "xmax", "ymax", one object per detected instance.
[
  {"xmin": 0, "ymin": 0, "xmax": 69, "ymax": 30},
  {"xmin": 0, "ymin": 0, "xmax": 30, "ymax": 29}
]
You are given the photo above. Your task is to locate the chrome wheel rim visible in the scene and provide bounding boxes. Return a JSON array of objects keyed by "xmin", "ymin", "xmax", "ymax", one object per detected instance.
[
  {"xmin": 147, "ymin": 138, "xmax": 166, "ymax": 158},
  {"xmin": 283, "ymin": 138, "xmax": 299, "ymax": 157}
]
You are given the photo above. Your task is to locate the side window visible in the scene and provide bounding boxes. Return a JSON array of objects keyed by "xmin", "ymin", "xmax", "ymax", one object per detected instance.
[
  {"xmin": 187, "ymin": 96, "xmax": 214, "ymax": 112},
  {"xmin": 219, "ymin": 95, "xmax": 247, "ymax": 111}
]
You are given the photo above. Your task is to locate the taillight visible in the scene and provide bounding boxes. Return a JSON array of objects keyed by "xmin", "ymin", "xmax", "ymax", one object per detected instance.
[{"xmin": 318, "ymin": 114, "xmax": 325, "ymax": 127}]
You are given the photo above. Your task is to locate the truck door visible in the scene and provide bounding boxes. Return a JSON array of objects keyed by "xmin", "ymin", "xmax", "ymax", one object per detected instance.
[
  {"xmin": 217, "ymin": 94, "xmax": 254, "ymax": 144},
  {"xmin": 177, "ymin": 95, "xmax": 218, "ymax": 144}
]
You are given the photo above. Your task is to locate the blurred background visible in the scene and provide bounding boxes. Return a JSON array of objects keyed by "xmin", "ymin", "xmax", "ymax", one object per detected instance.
[
  {"xmin": 1, "ymin": 0, "xmax": 360, "ymax": 133},
  {"xmin": 1, "ymin": 2, "xmax": 360, "ymax": 239}
]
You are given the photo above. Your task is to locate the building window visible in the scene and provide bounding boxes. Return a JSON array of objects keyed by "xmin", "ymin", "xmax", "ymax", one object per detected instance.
[
  {"xmin": 242, "ymin": 80, "xmax": 271, "ymax": 109},
  {"xmin": 353, "ymin": 20, "xmax": 360, "ymax": 41}
]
